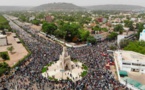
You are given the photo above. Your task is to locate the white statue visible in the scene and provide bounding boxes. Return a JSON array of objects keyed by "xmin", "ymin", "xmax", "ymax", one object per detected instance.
[{"xmin": 59, "ymin": 47, "xmax": 72, "ymax": 70}]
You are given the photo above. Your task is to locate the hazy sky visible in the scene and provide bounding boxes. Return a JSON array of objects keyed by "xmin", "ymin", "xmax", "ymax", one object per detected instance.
[{"xmin": 0, "ymin": 0, "xmax": 145, "ymax": 6}]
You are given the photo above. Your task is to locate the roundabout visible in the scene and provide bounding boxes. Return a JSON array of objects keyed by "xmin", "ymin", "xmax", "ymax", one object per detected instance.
[{"xmin": 42, "ymin": 46, "xmax": 88, "ymax": 82}]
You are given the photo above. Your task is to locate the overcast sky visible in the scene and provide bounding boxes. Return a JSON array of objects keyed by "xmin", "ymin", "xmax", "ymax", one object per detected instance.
[{"xmin": 0, "ymin": 0, "xmax": 145, "ymax": 6}]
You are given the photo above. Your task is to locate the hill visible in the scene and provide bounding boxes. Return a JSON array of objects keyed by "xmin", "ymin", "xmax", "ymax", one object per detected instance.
[
  {"xmin": 33, "ymin": 3, "xmax": 85, "ymax": 11},
  {"xmin": 83, "ymin": 4, "xmax": 145, "ymax": 11}
]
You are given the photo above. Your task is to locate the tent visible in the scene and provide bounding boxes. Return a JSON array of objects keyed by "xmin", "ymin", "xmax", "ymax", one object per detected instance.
[{"xmin": 119, "ymin": 70, "xmax": 128, "ymax": 76}]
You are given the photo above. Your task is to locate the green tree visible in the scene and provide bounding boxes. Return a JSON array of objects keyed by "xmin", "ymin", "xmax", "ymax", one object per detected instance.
[
  {"xmin": 61, "ymin": 23, "xmax": 80, "ymax": 42},
  {"xmin": 93, "ymin": 25, "xmax": 101, "ymax": 32},
  {"xmin": 19, "ymin": 15, "xmax": 27, "ymax": 22},
  {"xmin": 79, "ymin": 29, "xmax": 90, "ymax": 41},
  {"xmin": 119, "ymin": 39, "xmax": 131, "ymax": 48},
  {"xmin": 114, "ymin": 24, "xmax": 123, "ymax": 34},
  {"xmin": 0, "ymin": 62, "xmax": 10, "ymax": 76},
  {"xmin": 87, "ymin": 36, "xmax": 96, "ymax": 44},
  {"xmin": 124, "ymin": 20, "xmax": 134, "ymax": 31},
  {"xmin": 109, "ymin": 45, "xmax": 117, "ymax": 50},
  {"xmin": 42, "ymin": 22, "xmax": 57, "ymax": 35},
  {"xmin": 0, "ymin": 52, "xmax": 9, "ymax": 60},
  {"xmin": 136, "ymin": 23, "xmax": 144, "ymax": 39},
  {"xmin": 124, "ymin": 41, "xmax": 145, "ymax": 55},
  {"xmin": 31, "ymin": 19, "xmax": 40, "ymax": 25},
  {"xmin": 54, "ymin": 29, "xmax": 66, "ymax": 38},
  {"xmin": 107, "ymin": 32, "xmax": 118, "ymax": 40}
]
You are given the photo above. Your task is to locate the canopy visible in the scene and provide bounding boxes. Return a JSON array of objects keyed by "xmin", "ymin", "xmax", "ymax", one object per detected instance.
[
  {"xmin": 123, "ymin": 77, "xmax": 145, "ymax": 90},
  {"xmin": 119, "ymin": 70, "xmax": 128, "ymax": 76}
]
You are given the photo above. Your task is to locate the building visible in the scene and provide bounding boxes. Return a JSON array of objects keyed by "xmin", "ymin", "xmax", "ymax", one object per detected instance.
[
  {"xmin": 114, "ymin": 50, "xmax": 145, "ymax": 74},
  {"xmin": 139, "ymin": 29, "xmax": 145, "ymax": 41},
  {"xmin": 29, "ymin": 16, "xmax": 35, "ymax": 21},
  {"xmin": 117, "ymin": 34, "xmax": 135, "ymax": 47},
  {"xmin": 0, "ymin": 34, "xmax": 7, "ymax": 46},
  {"xmin": 45, "ymin": 16, "xmax": 53, "ymax": 22},
  {"xmin": 94, "ymin": 32, "xmax": 108, "ymax": 41},
  {"xmin": 117, "ymin": 35, "xmax": 127, "ymax": 46},
  {"xmin": 94, "ymin": 34, "xmax": 102, "ymax": 41}
]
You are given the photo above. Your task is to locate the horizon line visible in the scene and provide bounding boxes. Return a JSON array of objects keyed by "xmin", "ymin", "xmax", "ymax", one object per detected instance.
[{"xmin": 0, "ymin": 3, "xmax": 144, "ymax": 7}]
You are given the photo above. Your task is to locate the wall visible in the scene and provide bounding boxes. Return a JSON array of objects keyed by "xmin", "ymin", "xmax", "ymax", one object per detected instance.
[
  {"xmin": 0, "ymin": 37, "xmax": 7, "ymax": 46},
  {"xmin": 139, "ymin": 29, "xmax": 145, "ymax": 41}
]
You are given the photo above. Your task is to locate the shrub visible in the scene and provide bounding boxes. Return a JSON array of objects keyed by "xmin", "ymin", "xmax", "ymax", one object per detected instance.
[
  {"xmin": 82, "ymin": 64, "xmax": 88, "ymax": 70},
  {"xmin": 0, "ymin": 62, "xmax": 10, "ymax": 76},
  {"xmin": 81, "ymin": 71, "xmax": 87, "ymax": 77},
  {"xmin": 42, "ymin": 66, "xmax": 47, "ymax": 73},
  {"xmin": 0, "ymin": 51, "xmax": 10, "ymax": 60},
  {"xmin": 47, "ymin": 62, "xmax": 53, "ymax": 66}
]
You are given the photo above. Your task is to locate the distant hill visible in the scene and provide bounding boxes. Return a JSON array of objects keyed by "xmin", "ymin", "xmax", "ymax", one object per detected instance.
[
  {"xmin": 0, "ymin": 4, "xmax": 144, "ymax": 12},
  {"xmin": 33, "ymin": 3, "xmax": 85, "ymax": 11},
  {"xmin": 83, "ymin": 4, "xmax": 145, "ymax": 11},
  {"xmin": 0, "ymin": 6, "xmax": 32, "ymax": 12}
]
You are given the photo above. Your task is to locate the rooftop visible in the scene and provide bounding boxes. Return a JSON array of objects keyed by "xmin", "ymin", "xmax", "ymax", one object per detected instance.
[
  {"xmin": 117, "ymin": 50, "xmax": 145, "ymax": 61},
  {"xmin": 0, "ymin": 34, "xmax": 6, "ymax": 38}
]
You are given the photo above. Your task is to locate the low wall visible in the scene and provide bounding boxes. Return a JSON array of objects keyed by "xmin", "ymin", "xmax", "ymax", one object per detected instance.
[{"xmin": 40, "ymin": 32, "xmax": 87, "ymax": 48}]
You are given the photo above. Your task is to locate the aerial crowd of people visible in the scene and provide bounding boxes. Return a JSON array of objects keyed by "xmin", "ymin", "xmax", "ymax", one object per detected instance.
[{"xmin": 0, "ymin": 16, "xmax": 130, "ymax": 90}]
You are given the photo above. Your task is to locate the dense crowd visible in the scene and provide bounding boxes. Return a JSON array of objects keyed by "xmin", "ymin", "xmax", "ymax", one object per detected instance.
[{"xmin": 0, "ymin": 16, "xmax": 130, "ymax": 90}]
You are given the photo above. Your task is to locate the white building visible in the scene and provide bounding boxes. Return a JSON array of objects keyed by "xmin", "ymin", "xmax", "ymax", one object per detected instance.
[
  {"xmin": 114, "ymin": 50, "xmax": 145, "ymax": 74},
  {"xmin": 117, "ymin": 35, "xmax": 126, "ymax": 46},
  {"xmin": 0, "ymin": 34, "xmax": 7, "ymax": 46},
  {"xmin": 139, "ymin": 29, "xmax": 145, "ymax": 41}
]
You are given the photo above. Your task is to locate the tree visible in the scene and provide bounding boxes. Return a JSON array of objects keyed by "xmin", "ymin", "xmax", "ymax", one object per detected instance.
[
  {"xmin": 7, "ymin": 46, "xmax": 14, "ymax": 53},
  {"xmin": 79, "ymin": 29, "xmax": 90, "ymax": 41},
  {"xmin": 54, "ymin": 29, "xmax": 66, "ymax": 38},
  {"xmin": 36, "ymin": 13, "xmax": 44, "ymax": 19},
  {"xmin": 124, "ymin": 20, "xmax": 134, "ymax": 31},
  {"xmin": 31, "ymin": 19, "xmax": 40, "ymax": 25},
  {"xmin": 19, "ymin": 15, "xmax": 27, "ymax": 22},
  {"xmin": 0, "ymin": 25, "xmax": 4, "ymax": 30},
  {"xmin": 0, "ymin": 52, "xmax": 9, "ymax": 60},
  {"xmin": 124, "ymin": 41, "xmax": 145, "ymax": 55},
  {"xmin": 107, "ymin": 32, "xmax": 118, "ymax": 40},
  {"xmin": 61, "ymin": 23, "xmax": 80, "ymax": 42},
  {"xmin": 109, "ymin": 45, "xmax": 117, "ymax": 50},
  {"xmin": 136, "ymin": 23, "xmax": 144, "ymax": 39},
  {"xmin": 42, "ymin": 22, "xmax": 57, "ymax": 35},
  {"xmin": 93, "ymin": 25, "xmax": 101, "ymax": 33},
  {"xmin": 0, "ymin": 62, "xmax": 10, "ymax": 76},
  {"xmin": 114, "ymin": 24, "xmax": 123, "ymax": 34},
  {"xmin": 119, "ymin": 39, "xmax": 131, "ymax": 48},
  {"xmin": 129, "ymin": 22, "xmax": 134, "ymax": 31},
  {"xmin": 87, "ymin": 36, "xmax": 96, "ymax": 44}
]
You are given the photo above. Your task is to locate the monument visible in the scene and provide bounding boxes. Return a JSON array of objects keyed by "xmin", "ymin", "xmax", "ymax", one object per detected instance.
[
  {"xmin": 42, "ymin": 46, "xmax": 87, "ymax": 82},
  {"xmin": 59, "ymin": 47, "xmax": 73, "ymax": 70}
]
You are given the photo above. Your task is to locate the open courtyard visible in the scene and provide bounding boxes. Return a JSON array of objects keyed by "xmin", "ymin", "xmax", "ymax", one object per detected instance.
[{"xmin": 0, "ymin": 33, "xmax": 28, "ymax": 67}]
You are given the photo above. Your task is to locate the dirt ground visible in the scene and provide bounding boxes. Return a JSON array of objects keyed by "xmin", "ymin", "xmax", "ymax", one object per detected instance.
[
  {"xmin": 0, "ymin": 33, "xmax": 28, "ymax": 67},
  {"xmin": 110, "ymin": 65, "xmax": 118, "ymax": 80},
  {"xmin": 31, "ymin": 25, "xmax": 41, "ymax": 31}
]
